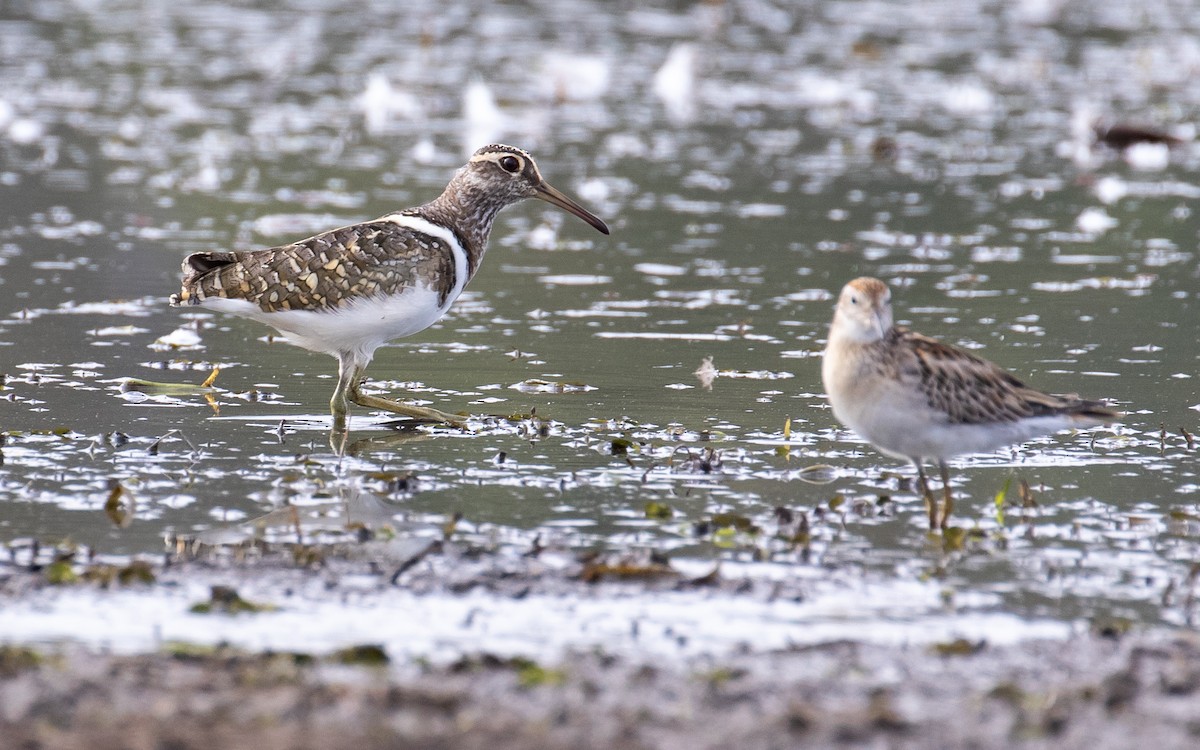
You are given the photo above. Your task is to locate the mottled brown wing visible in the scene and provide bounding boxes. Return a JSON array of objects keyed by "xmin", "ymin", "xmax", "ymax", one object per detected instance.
[
  {"xmin": 170, "ymin": 219, "xmax": 458, "ymax": 312},
  {"xmin": 894, "ymin": 328, "xmax": 1073, "ymax": 425}
]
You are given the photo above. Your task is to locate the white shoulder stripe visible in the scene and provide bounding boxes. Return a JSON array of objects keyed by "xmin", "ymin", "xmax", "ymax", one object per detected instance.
[{"xmin": 379, "ymin": 213, "xmax": 470, "ymax": 306}]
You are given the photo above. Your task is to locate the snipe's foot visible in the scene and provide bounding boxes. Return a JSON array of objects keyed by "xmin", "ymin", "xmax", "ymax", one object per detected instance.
[{"xmin": 352, "ymin": 390, "xmax": 468, "ymax": 428}]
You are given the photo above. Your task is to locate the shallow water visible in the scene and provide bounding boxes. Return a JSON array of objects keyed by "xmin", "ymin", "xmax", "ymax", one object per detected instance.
[{"xmin": 1, "ymin": 0, "xmax": 1199, "ymax": 653}]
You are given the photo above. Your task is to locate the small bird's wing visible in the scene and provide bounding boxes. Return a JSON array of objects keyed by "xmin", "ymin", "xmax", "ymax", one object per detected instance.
[
  {"xmin": 893, "ymin": 328, "xmax": 1119, "ymax": 425},
  {"xmin": 169, "ymin": 218, "xmax": 459, "ymax": 312}
]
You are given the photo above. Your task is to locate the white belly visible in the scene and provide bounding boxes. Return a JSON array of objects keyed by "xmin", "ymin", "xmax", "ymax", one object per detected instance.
[
  {"xmin": 202, "ymin": 284, "xmax": 451, "ymax": 360},
  {"xmin": 831, "ymin": 383, "xmax": 1078, "ymax": 462}
]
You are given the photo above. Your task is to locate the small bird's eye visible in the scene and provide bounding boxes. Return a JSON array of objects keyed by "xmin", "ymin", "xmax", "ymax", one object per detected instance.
[
  {"xmin": 499, "ymin": 155, "xmax": 520, "ymax": 173},
  {"xmin": 849, "ymin": 295, "xmax": 858, "ymax": 305}
]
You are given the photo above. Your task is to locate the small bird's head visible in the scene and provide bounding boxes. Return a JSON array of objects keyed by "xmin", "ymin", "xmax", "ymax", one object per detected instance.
[
  {"xmin": 463, "ymin": 144, "xmax": 610, "ymax": 234},
  {"xmin": 831, "ymin": 277, "xmax": 893, "ymax": 342}
]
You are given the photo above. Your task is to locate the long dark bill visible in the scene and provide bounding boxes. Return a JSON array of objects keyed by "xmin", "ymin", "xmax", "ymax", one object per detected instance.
[{"xmin": 534, "ymin": 181, "xmax": 610, "ymax": 235}]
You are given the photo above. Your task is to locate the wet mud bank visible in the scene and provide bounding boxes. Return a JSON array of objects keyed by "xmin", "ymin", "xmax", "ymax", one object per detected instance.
[
  {"xmin": 2, "ymin": 627, "xmax": 1198, "ymax": 749},
  {"xmin": 1, "ymin": 549, "xmax": 1198, "ymax": 749}
]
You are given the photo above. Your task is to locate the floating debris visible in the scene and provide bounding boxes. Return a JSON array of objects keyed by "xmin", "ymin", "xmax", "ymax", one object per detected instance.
[
  {"xmin": 103, "ymin": 479, "xmax": 135, "ymax": 528},
  {"xmin": 121, "ymin": 367, "xmax": 220, "ymax": 396},
  {"xmin": 579, "ymin": 553, "xmax": 677, "ymax": 583},
  {"xmin": 513, "ymin": 658, "xmax": 567, "ymax": 688},
  {"xmin": 644, "ymin": 501, "xmax": 673, "ymax": 520},
  {"xmin": 692, "ymin": 356, "xmax": 793, "ymax": 390},
  {"xmin": 81, "ymin": 560, "xmax": 157, "ymax": 587},
  {"xmin": 994, "ymin": 475, "xmax": 1012, "ymax": 526},
  {"xmin": 634, "ymin": 262, "xmax": 687, "ymax": 277},
  {"xmin": 389, "ymin": 539, "xmax": 443, "ymax": 585},
  {"xmin": 1093, "ymin": 122, "xmax": 1184, "ymax": 150},
  {"xmin": 1076, "ymin": 207, "xmax": 1118, "ymax": 235},
  {"xmin": 0, "ymin": 645, "xmax": 45, "ymax": 678},
  {"xmin": 708, "ymin": 512, "xmax": 758, "ymax": 534},
  {"xmin": 694, "ymin": 356, "xmax": 717, "ymax": 390},
  {"xmin": 932, "ymin": 638, "xmax": 986, "ymax": 657},
  {"xmin": 189, "ymin": 586, "xmax": 277, "ymax": 615},
  {"xmin": 653, "ymin": 42, "xmax": 697, "ymax": 123},
  {"xmin": 1123, "ymin": 141, "xmax": 1171, "ymax": 171},
  {"xmin": 509, "ymin": 378, "xmax": 596, "ymax": 394},
  {"xmin": 88, "ymin": 325, "xmax": 150, "ymax": 337},
  {"xmin": 796, "ymin": 464, "xmax": 837, "ymax": 484},
  {"xmin": 774, "ymin": 417, "xmax": 793, "ymax": 458},
  {"xmin": 147, "ymin": 429, "xmax": 198, "ymax": 456},
  {"xmin": 671, "ymin": 446, "xmax": 722, "ymax": 474},
  {"xmin": 151, "ymin": 327, "xmax": 204, "ymax": 351},
  {"xmin": 1018, "ymin": 479, "xmax": 1037, "ymax": 509},
  {"xmin": 330, "ymin": 644, "xmax": 390, "ymax": 667},
  {"xmin": 44, "ymin": 554, "xmax": 79, "ymax": 586}
]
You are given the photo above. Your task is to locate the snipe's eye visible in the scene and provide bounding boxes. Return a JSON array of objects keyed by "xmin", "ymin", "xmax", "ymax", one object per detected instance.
[{"xmin": 499, "ymin": 155, "xmax": 521, "ymax": 173}]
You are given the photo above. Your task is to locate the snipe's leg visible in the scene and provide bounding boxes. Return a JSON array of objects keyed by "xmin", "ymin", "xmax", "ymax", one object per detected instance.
[
  {"xmin": 330, "ymin": 352, "xmax": 358, "ymax": 434},
  {"xmin": 347, "ymin": 362, "xmax": 467, "ymax": 427},
  {"xmin": 914, "ymin": 460, "xmax": 937, "ymax": 531},
  {"xmin": 938, "ymin": 460, "xmax": 954, "ymax": 530}
]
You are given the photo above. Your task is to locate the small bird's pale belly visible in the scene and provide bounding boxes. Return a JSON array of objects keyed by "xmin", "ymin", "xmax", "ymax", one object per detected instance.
[
  {"xmin": 201, "ymin": 285, "xmax": 450, "ymax": 359},
  {"xmin": 831, "ymin": 386, "xmax": 1077, "ymax": 462}
]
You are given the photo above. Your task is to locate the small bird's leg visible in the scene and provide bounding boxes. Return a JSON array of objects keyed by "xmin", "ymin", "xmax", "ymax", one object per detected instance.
[
  {"xmin": 349, "ymin": 363, "xmax": 468, "ymax": 427},
  {"xmin": 938, "ymin": 461, "xmax": 954, "ymax": 530},
  {"xmin": 914, "ymin": 460, "xmax": 936, "ymax": 530}
]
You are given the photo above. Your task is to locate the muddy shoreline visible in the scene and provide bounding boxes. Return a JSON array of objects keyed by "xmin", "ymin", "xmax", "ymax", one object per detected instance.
[
  {"xmin": 3, "ymin": 629, "xmax": 1198, "ymax": 749},
  {"xmin": 2, "ymin": 549, "xmax": 1197, "ymax": 748}
]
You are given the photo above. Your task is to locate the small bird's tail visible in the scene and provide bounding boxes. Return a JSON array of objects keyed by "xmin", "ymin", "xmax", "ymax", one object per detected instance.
[
  {"xmin": 1022, "ymin": 388, "xmax": 1122, "ymax": 427},
  {"xmin": 1062, "ymin": 396, "xmax": 1123, "ymax": 427}
]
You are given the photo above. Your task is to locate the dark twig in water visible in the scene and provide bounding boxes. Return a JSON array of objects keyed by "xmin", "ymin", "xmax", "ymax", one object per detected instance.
[
  {"xmin": 1180, "ymin": 426, "xmax": 1194, "ymax": 451},
  {"xmin": 148, "ymin": 429, "xmax": 197, "ymax": 456},
  {"xmin": 289, "ymin": 505, "xmax": 302, "ymax": 546},
  {"xmin": 1018, "ymin": 478, "xmax": 1037, "ymax": 508},
  {"xmin": 1093, "ymin": 122, "xmax": 1183, "ymax": 150},
  {"xmin": 524, "ymin": 533, "xmax": 544, "ymax": 558},
  {"xmin": 389, "ymin": 540, "xmax": 443, "ymax": 586},
  {"xmin": 668, "ymin": 445, "xmax": 722, "ymax": 474}
]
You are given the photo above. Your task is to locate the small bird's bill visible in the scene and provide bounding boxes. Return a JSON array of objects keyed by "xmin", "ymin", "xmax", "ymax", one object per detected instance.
[{"xmin": 534, "ymin": 182, "xmax": 610, "ymax": 235}]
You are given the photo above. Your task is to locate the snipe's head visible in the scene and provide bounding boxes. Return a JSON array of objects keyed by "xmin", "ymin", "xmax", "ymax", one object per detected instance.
[
  {"xmin": 830, "ymin": 277, "xmax": 893, "ymax": 343},
  {"xmin": 457, "ymin": 144, "xmax": 610, "ymax": 234}
]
